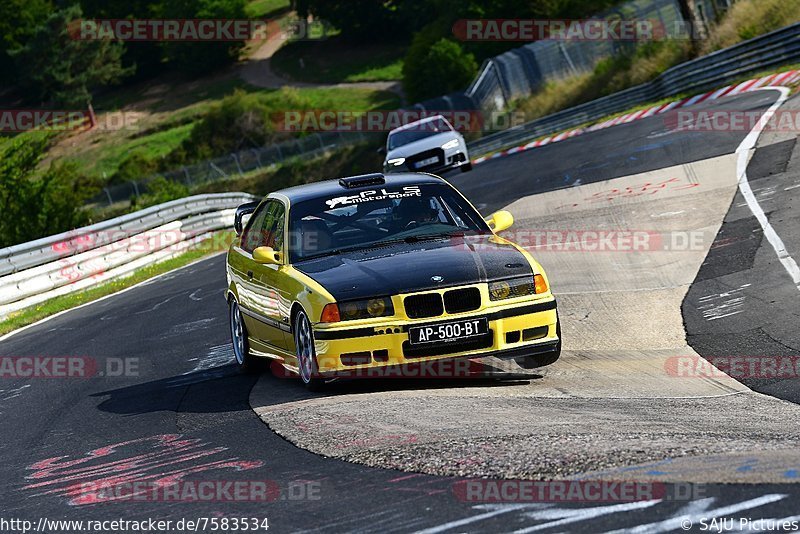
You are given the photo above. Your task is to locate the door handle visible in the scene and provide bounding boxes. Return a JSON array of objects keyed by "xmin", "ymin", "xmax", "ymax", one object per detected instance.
[{"xmin": 247, "ymin": 270, "xmax": 253, "ymax": 279}]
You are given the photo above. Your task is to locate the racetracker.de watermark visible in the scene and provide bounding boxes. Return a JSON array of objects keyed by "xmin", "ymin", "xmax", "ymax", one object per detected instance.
[
  {"xmin": 666, "ymin": 355, "xmax": 800, "ymax": 379},
  {"xmin": 274, "ymin": 110, "xmax": 526, "ymax": 133},
  {"xmin": 69, "ymin": 18, "xmax": 331, "ymax": 41},
  {"xmin": 452, "ymin": 18, "xmax": 679, "ymax": 41},
  {"xmin": 666, "ymin": 109, "xmax": 800, "ymax": 133},
  {"xmin": 287, "ymin": 358, "xmax": 510, "ymax": 379},
  {"xmin": 452, "ymin": 480, "xmax": 706, "ymax": 502},
  {"xmin": 0, "ymin": 109, "xmax": 141, "ymax": 132},
  {"xmin": 0, "ymin": 357, "xmax": 139, "ymax": 378},
  {"xmin": 453, "ymin": 19, "xmax": 708, "ymax": 41},
  {"xmin": 70, "ymin": 480, "xmax": 321, "ymax": 504},
  {"xmin": 463, "ymin": 230, "xmax": 708, "ymax": 252}
]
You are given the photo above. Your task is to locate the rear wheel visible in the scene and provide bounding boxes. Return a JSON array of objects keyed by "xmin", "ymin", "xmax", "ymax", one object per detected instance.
[
  {"xmin": 229, "ymin": 300, "xmax": 261, "ymax": 373},
  {"xmin": 294, "ymin": 310, "xmax": 325, "ymax": 391}
]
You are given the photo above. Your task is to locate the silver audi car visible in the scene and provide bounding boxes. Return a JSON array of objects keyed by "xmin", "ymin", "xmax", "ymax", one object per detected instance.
[{"xmin": 382, "ymin": 115, "xmax": 471, "ymax": 174}]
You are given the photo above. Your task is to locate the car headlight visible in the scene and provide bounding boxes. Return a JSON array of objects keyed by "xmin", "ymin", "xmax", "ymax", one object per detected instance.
[
  {"xmin": 489, "ymin": 275, "xmax": 548, "ymax": 300},
  {"xmin": 441, "ymin": 139, "xmax": 459, "ymax": 150},
  {"xmin": 337, "ymin": 297, "xmax": 394, "ymax": 321},
  {"xmin": 387, "ymin": 157, "xmax": 405, "ymax": 166}
]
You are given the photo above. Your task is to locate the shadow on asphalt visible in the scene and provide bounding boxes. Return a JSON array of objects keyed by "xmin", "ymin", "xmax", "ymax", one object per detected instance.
[{"xmin": 90, "ymin": 357, "xmax": 542, "ymax": 414}]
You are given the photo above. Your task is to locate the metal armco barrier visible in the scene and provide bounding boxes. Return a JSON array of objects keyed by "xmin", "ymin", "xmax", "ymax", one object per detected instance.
[
  {"xmin": 466, "ymin": 22, "xmax": 800, "ymax": 157},
  {"xmin": 0, "ymin": 193, "xmax": 257, "ymax": 320}
]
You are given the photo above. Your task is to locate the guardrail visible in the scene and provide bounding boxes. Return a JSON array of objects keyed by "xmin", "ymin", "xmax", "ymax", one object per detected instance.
[
  {"xmin": 0, "ymin": 193, "xmax": 257, "ymax": 320},
  {"xmin": 466, "ymin": 21, "xmax": 800, "ymax": 157}
]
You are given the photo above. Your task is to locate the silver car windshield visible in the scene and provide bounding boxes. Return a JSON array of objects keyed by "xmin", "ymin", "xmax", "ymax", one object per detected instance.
[{"xmin": 387, "ymin": 118, "xmax": 452, "ymax": 150}]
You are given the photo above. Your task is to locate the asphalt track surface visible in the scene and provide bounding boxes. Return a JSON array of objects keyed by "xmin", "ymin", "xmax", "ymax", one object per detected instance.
[
  {"xmin": 2, "ymin": 89, "xmax": 800, "ymax": 532},
  {"xmin": 684, "ymin": 134, "xmax": 800, "ymax": 403}
]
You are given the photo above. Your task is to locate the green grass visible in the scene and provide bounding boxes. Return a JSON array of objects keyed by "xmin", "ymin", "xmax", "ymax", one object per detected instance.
[
  {"xmin": 93, "ymin": 75, "xmax": 249, "ymax": 115},
  {"xmin": 0, "ymin": 234, "xmax": 232, "ymax": 336},
  {"xmin": 259, "ymin": 85, "xmax": 401, "ymax": 110},
  {"xmin": 271, "ymin": 36, "xmax": 405, "ymax": 83},
  {"xmin": 57, "ymin": 82, "xmax": 400, "ymax": 181},
  {"xmin": 245, "ymin": 0, "xmax": 291, "ymax": 18},
  {"xmin": 76, "ymin": 123, "xmax": 194, "ymax": 180}
]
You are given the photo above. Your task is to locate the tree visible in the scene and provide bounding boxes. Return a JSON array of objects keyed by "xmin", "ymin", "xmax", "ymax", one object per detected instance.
[
  {"xmin": 0, "ymin": 135, "xmax": 97, "ymax": 247},
  {"xmin": 677, "ymin": 0, "xmax": 709, "ymax": 41},
  {"xmin": 403, "ymin": 36, "xmax": 478, "ymax": 103},
  {"xmin": 78, "ymin": 0, "xmax": 162, "ymax": 79},
  {"xmin": 10, "ymin": 5, "xmax": 131, "ymax": 107},
  {"xmin": 295, "ymin": 0, "xmax": 403, "ymax": 42},
  {"xmin": 157, "ymin": 0, "xmax": 248, "ymax": 74},
  {"xmin": 0, "ymin": 0, "xmax": 52, "ymax": 84}
]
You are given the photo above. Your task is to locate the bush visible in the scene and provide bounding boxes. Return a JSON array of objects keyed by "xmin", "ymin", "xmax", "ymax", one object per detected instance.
[
  {"xmin": 515, "ymin": 39, "xmax": 691, "ymax": 122},
  {"xmin": 112, "ymin": 151, "xmax": 160, "ymax": 184},
  {"xmin": 130, "ymin": 177, "xmax": 189, "ymax": 210},
  {"xmin": 173, "ymin": 88, "xmax": 319, "ymax": 162},
  {"xmin": 403, "ymin": 36, "xmax": 478, "ymax": 103},
  {"xmin": 701, "ymin": 0, "xmax": 800, "ymax": 53},
  {"xmin": 177, "ymin": 90, "xmax": 276, "ymax": 161}
]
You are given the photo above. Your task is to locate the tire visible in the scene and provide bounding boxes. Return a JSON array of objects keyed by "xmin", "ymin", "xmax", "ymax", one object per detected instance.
[
  {"xmin": 229, "ymin": 300, "xmax": 261, "ymax": 373},
  {"xmin": 517, "ymin": 319, "xmax": 561, "ymax": 370},
  {"xmin": 294, "ymin": 310, "xmax": 325, "ymax": 392},
  {"xmin": 460, "ymin": 162, "xmax": 473, "ymax": 173}
]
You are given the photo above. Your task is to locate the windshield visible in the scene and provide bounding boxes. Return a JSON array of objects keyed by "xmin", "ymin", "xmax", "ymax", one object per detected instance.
[
  {"xmin": 288, "ymin": 183, "xmax": 489, "ymax": 262},
  {"xmin": 387, "ymin": 118, "xmax": 453, "ymax": 150}
]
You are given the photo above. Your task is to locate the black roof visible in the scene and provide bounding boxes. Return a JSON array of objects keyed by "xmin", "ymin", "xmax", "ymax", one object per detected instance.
[{"xmin": 273, "ymin": 173, "xmax": 448, "ymax": 204}]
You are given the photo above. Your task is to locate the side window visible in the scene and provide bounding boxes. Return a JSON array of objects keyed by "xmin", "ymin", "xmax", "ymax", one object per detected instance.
[
  {"xmin": 241, "ymin": 203, "xmax": 269, "ymax": 253},
  {"xmin": 260, "ymin": 201, "xmax": 286, "ymax": 252}
]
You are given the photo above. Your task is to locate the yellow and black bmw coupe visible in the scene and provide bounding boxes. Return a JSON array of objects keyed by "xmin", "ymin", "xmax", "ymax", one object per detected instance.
[{"xmin": 226, "ymin": 172, "xmax": 560, "ymax": 390}]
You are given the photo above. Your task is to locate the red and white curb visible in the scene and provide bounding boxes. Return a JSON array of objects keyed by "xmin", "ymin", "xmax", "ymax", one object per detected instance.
[{"xmin": 472, "ymin": 69, "xmax": 800, "ymax": 166}]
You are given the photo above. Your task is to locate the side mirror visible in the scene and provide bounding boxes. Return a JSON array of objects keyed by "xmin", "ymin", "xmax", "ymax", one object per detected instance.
[
  {"xmin": 234, "ymin": 200, "xmax": 260, "ymax": 236},
  {"xmin": 253, "ymin": 246, "xmax": 281, "ymax": 265},
  {"xmin": 485, "ymin": 210, "xmax": 514, "ymax": 233}
]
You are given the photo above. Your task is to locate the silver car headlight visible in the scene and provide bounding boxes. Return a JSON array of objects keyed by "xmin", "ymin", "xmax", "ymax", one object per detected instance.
[
  {"xmin": 441, "ymin": 139, "xmax": 459, "ymax": 150},
  {"xmin": 387, "ymin": 157, "xmax": 405, "ymax": 166}
]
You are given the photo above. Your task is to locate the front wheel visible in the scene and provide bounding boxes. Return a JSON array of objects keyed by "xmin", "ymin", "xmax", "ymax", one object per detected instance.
[
  {"xmin": 460, "ymin": 162, "xmax": 473, "ymax": 173},
  {"xmin": 294, "ymin": 310, "xmax": 325, "ymax": 391},
  {"xmin": 229, "ymin": 300, "xmax": 261, "ymax": 373}
]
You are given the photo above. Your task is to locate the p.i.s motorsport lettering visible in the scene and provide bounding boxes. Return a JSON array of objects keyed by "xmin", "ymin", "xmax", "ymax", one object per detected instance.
[{"xmin": 326, "ymin": 186, "xmax": 422, "ymax": 209}]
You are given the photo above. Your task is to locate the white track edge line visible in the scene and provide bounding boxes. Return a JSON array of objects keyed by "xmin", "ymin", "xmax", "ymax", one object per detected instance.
[{"xmin": 736, "ymin": 87, "xmax": 800, "ymax": 290}]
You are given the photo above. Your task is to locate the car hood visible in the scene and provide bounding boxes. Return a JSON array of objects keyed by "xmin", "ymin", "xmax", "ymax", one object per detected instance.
[
  {"xmin": 386, "ymin": 132, "xmax": 459, "ymax": 160},
  {"xmin": 294, "ymin": 235, "xmax": 533, "ymax": 301}
]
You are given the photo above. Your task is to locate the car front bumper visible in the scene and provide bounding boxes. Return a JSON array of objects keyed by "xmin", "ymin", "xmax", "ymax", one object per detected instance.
[
  {"xmin": 311, "ymin": 298, "xmax": 559, "ymax": 376},
  {"xmin": 385, "ymin": 150, "xmax": 470, "ymax": 174}
]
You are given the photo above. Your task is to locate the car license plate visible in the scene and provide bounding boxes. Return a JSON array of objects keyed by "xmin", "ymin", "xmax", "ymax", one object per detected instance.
[
  {"xmin": 408, "ymin": 317, "xmax": 489, "ymax": 345},
  {"xmin": 414, "ymin": 156, "xmax": 439, "ymax": 168}
]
